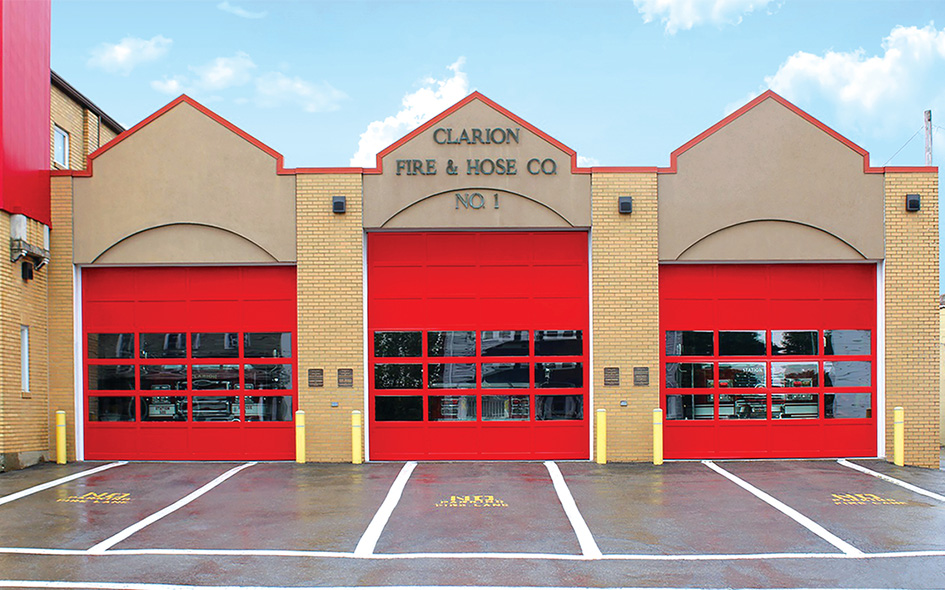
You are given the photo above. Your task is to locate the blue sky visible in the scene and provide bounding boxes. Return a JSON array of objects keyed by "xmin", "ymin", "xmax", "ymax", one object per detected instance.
[{"xmin": 52, "ymin": 0, "xmax": 945, "ymax": 285}]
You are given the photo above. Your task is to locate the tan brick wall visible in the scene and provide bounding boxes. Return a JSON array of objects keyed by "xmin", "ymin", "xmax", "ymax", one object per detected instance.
[
  {"xmin": 296, "ymin": 174, "xmax": 364, "ymax": 461},
  {"xmin": 884, "ymin": 172, "xmax": 939, "ymax": 468},
  {"xmin": 50, "ymin": 85, "xmax": 85, "ymax": 170},
  {"xmin": 591, "ymin": 172, "xmax": 660, "ymax": 461},
  {"xmin": 0, "ymin": 212, "xmax": 51, "ymax": 462}
]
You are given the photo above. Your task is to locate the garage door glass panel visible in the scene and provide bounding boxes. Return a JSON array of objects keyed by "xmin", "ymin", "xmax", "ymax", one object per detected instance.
[
  {"xmin": 140, "ymin": 333, "xmax": 186, "ymax": 358},
  {"xmin": 719, "ymin": 393, "xmax": 766, "ymax": 419},
  {"xmin": 772, "ymin": 394, "xmax": 818, "ymax": 419},
  {"xmin": 244, "ymin": 364, "xmax": 292, "ymax": 390},
  {"xmin": 536, "ymin": 395, "xmax": 583, "ymax": 420},
  {"xmin": 481, "ymin": 363, "xmax": 529, "ymax": 388},
  {"xmin": 244, "ymin": 332, "xmax": 292, "ymax": 358},
  {"xmin": 374, "ymin": 332, "xmax": 422, "ymax": 357},
  {"xmin": 428, "ymin": 363, "xmax": 476, "ymax": 388},
  {"xmin": 191, "ymin": 333, "xmax": 239, "ymax": 358},
  {"xmin": 375, "ymin": 364, "xmax": 422, "ymax": 389},
  {"xmin": 192, "ymin": 396, "xmax": 239, "ymax": 421},
  {"xmin": 88, "ymin": 365, "xmax": 135, "ymax": 390},
  {"xmin": 718, "ymin": 363, "xmax": 765, "ymax": 388},
  {"xmin": 665, "ymin": 331, "xmax": 713, "ymax": 356},
  {"xmin": 245, "ymin": 396, "xmax": 293, "ymax": 421},
  {"xmin": 824, "ymin": 361, "xmax": 871, "ymax": 387},
  {"xmin": 535, "ymin": 330, "xmax": 583, "ymax": 356},
  {"xmin": 375, "ymin": 396, "xmax": 423, "ymax": 421},
  {"xmin": 825, "ymin": 393, "xmax": 871, "ymax": 418},
  {"xmin": 535, "ymin": 362, "xmax": 583, "ymax": 388},
  {"xmin": 428, "ymin": 331, "xmax": 475, "ymax": 357},
  {"xmin": 665, "ymin": 363, "xmax": 713, "ymax": 388},
  {"xmin": 88, "ymin": 333, "xmax": 134, "ymax": 359},
  {"xmin": 481, "ymin": 331, "xmax": 529, "ymax": 356},
  {"xmin": 771, "ymin": 362, "xmax": 819, "ymax": 387},
  {"xmin": 771, "ymin": 331, "xmax": 818, "ymax": 355},
  {"xmin": 825, "ymin": 330, "xmax": 871, "ymax": 355},
  {"xmin": 89, "ymin": 396, "xmax": 136, "ymax": 421},
  {"xmin": 719, "ymin": 331, "xmax": 766, "ymax": 356},
  {"xmin": 193, "ymin": 364, "xmax": 240, "ymax": 389},
  {"xmin": 482, "ymin": 395, "xmax": 529, "ymax": 420},
  {"xmin": 142, "ymin": 396, "xmax": 187, "ymax": 421},
  {"xmin": 140, "ymin": 365, "xmax": 186, "ymax": 390},
  {"xmin": 429, "ymin": 395, "xmax": 476, "ymax": 421},
  {"xmin": 666, "ymin": 394, "xmax": 714, "ymax": 420}
]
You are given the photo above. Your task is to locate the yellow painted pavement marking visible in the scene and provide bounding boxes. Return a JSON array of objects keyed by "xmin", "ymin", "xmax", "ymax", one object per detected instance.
[{"xmin": 435, "ymin": 495, "xmax": 508, "ymax": 508}]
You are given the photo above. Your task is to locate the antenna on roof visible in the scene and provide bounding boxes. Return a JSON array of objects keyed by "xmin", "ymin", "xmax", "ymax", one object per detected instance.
[{"xmin": 925, "ymin": 110, "xmax": 932, "ymax": 166}]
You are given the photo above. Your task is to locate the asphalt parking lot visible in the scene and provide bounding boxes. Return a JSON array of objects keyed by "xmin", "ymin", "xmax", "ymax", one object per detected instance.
[{"xmin": 0, "ymin": 455, "xmax": 943, "ymax": 589}]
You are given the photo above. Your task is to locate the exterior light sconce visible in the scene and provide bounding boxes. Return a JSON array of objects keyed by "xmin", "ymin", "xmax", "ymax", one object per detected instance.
[
  {"xmin": 332, "ymin": 195, "xmax": 346, "ymax": 214},
  {"xmin": 618, "ymin": 196, "xmax": 633, "ymax": 215},
  {"xmin": 905, "ymin": 194, "xmax": 921, "ymax": 212}
]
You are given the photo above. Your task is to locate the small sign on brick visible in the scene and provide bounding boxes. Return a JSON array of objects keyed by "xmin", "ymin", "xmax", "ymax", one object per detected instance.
[
  {"xmin": 633, "ymin": 367, "xmax": 649, "ymax": 387},
  {"xmin": 603, "ymin": 367, "xmax": 620, "ymax": 386},
  {"xmin": 338, "ymin": 368, "xmax": 354, "ymax": 388},
  {"xmin": 308, "ymin": 369, "xmax": 324, "ymax": 388}
]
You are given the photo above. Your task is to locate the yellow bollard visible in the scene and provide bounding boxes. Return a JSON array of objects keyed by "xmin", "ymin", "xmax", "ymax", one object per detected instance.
[
  {"xmin": 595, "ymin": 408, "xmax": 607, "ymax": 465},
  {"xmin": 351, "ymin": 410, "xmax": 363, "ymax": 464},
  {"xmin": 55, "ymin": 410, "xmax": 66, "ymax": 465},
  {"xmin": 893, "ymin": 406, "xmax": 904, "ymax": 467},
  {"xmin": 652, "ymin": 408, "xmax": 663, "ymax": 466},
  {"xmin": 295, "ymin": 410, "xmax": 306, "ymax": 464}
]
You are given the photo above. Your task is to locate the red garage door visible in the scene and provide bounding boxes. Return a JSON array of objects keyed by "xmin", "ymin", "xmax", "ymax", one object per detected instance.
[
  {"xmin": 368, "ymin": 231, "xmax": 590, "ymax": 460},
  {"xmin": 83, "ymin": 266, "xmax": 296, "ymax": 461},
  {"xmin": 660, "ymin": 264, "xmax": 877, "ymax": 459}
]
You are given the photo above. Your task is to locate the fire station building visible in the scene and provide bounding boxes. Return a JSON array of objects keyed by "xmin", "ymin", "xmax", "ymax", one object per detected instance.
[{"xmin": 27, "ymin": 89, "xmax": 936, "ymax": 468}]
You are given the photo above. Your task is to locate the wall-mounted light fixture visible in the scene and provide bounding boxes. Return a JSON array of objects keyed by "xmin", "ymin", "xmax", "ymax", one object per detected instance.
[
  {"xmin": 332, "ymin": 195, "xmax": 346, "ymax": 214},
  {"xmin": 618, "ymin": 196, "xmax": 633, "ymax": 215},
  {"xmin": 905, "ymin": 194, "xmax": 921, "ymax": 212}
]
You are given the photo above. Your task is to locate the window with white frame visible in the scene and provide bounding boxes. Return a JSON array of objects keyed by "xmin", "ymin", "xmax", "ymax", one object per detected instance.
[{"xmin": 53, "ymin": 125, "xmax": 70, "ymax": 168}]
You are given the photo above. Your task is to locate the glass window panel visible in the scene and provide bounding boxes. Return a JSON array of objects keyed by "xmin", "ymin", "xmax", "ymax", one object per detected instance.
[
  {"xmin": 428, "ymin": 395, "xmax": 476, "ymax": 421},
  {"xmin": 140, "ymin": 365, "xmax": 186, "ymax": 391},
  {"xmin": 88, "ymin": 396, "xmax": 135, "ymax": 422},
  {"xmin": 192, "ymin": 396, "xmax": 239, "ymax": 421},
  {"xmin": 141, "ymin": 396, "xmax": 187, "ymax": 421},
  {"xmin": 718, "ymin": 363, "xmax": 766, "ymax": 388},
  {"xmin": 772, "ymin": 393, "xmax": 819, "ymax": 419},
  {"xmin": 428, "ymin": 331, "xmax": 476, "ymax": 357},
  {"xmin": 771, "ymin": 362, "xmax": 819, "ymax": 388},
  {"xmin": 719, "ymin": 331, "xmax": 766, "ymax": 356},
  {"xmin": 535, "ymin": 362, "xmax": 583, "ymax": 388},
  {"xmin": 481, "ymin": 363, "xmax": 529, "ymax": 388},
  {"xmin": 140, "ymin": 333, "xmax": 186, "ymax": 359},
  {"xmin": 375, "ymin": 395, "xmax": 423, "ymax": 421},
  {"xmin": 428, "ymin": 363, "xmax": 476, "ymax": 389},
  {"xmin": 481, "ymin": 331, "xmax": 529, "ymax": 356},
  {"xmin": 244, "ymin": 396, "xmax": 293, "ymax": 422},
  {"xmin": 825, "ymin": 330, "xmax": 871, "ymax": 355},
  {"xmin": 244, "ymin": 332, "xmax": 292, "ymax": 358},
  {"xmin": 535, "ymin": 395, "xmax": 584, "ymax": 420},
  {"xmin": 373, "ymin": 331, "xmax": 421, "ymax": 358},
  {"xmin": 771, "ymin": 331, "xmax": 818, "ymax": 356},
  {"xmin": 193, "ymin": 364, "xmax": 240, "ymax": 390},
  {"xmin": 825, "ymin": 393, "xmax": 872, "ymax": 419},
  {"xmin": 374, "ymin": 364, "xmax": 422, "ymax": 389},
  {"xmin": 191, "ymin": 333, "xmax": 239, "ymax": 358},
  {"xmin": 535, "ymin": 330, "xmax": 583, "ymax": 356},
  {"xmin": 482, "ymin": 395, "xmax": 530, "ymax": 421},
  {"xmin": 666, "ymin": 394, "xmax": 714, "ymax": 420},
  {"xmin": 87, "ymin": 333, "xmax": 134, "ymax": 359},
  {"xmin": 244, "ymin": 364, "xmax": 292, "ymax": 390},
  {"xmin": 665, "ymin": 331, "xmax": 713, "ymax": 356},
  {"xmin": 88, "ymin": 365, "xmax": 135, "ymax": 390},
  {"xmin": 665, "ymin": 363, "xmax": 714, "ymax": 388},
  {"xmin": 718, "ymin": 393, "xmax": 767, "ymax": 419},
  {"xmin": 824, "ymin": 361, "xmax": 871, "ymax": 387}
]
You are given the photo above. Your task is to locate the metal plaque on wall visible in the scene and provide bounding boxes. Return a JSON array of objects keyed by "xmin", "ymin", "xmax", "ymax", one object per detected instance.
[
  {"xmin": 308, "ymin": 369, "xmax": 324, "ymax": 388},
  {"xmin": 633, "ymin": 367, "xmax": 649, "ymax": 387},
  {"xmin": 603, "ymin": 367, "xmax": 620, "ymax": 386},
  {"xmin": 338, "ymin": 368, "xmax": 354, "ymax": 388}
]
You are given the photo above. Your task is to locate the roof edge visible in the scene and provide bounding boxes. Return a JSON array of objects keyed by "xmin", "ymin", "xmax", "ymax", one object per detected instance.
[{"xmin": 51, "ymin": 70, "xmax": 124, "ymax": 134}]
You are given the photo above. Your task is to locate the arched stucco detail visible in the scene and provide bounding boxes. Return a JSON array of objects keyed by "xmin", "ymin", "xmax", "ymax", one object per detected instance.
[
  {"xmin": 92, "ymin": 223, "xmax": 278, "ymax": 264},
  {"xmin": 676, "ymin": 219, "xmax": 867, "ymax": 261}
]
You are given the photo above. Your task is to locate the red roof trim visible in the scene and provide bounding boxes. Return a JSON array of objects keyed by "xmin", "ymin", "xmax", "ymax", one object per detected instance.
[{"xmin": 363, "ymin": 91, "xmax": 590, "ymax": 175}]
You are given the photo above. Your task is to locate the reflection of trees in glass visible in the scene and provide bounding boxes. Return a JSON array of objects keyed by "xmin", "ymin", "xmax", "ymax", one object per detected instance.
[
  {"xmin": 428, "ymin": 331, "xmax": 475, "ymax": 357},
  {"xmin": 374, "ymin": 332, "xmax": 422, "ymax": 357},
  {"xmin": 374, "ymin": 364, "xmax": 422, "ymax": 389},
  {"xmin": 772, "ymin": 331, "xmax": 817, "ymax": 355},
  {"xmin": 719, "ymin": 331, "xmax": 765, "ymax": 355}
]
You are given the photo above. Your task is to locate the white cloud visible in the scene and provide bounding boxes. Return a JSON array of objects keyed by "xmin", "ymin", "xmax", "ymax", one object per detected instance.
[
  {"xmin": 577, "ymin": 155, "xmax": 600, "ymax": 167},
  {"xmin": 150, "ymin": 76, "xmax": 186, "ymax": 95},
  {"xmin": 217, "ymin": 1, "xmax": 267, "ymax": 19},
  {"xmin": 151, "ymin": 52, "xmax": 256, "ymax": 95},
  {"xmin": 764, "ymin": 24, "xmax": 945, "ymax": 137},
  {"xmin": 88, "ymin": 35, "xmax": 172, "ymax": 75},
  {"xmin": 633, "ymin": 0, "xmax": 773, "ymax": 34},
  {"xmin": 254, "ymin": 72, "xmax": 347, "ymax": 112},
  {"xmin": 350, "ymin": 58, "xmax": 470, "ymax": 167}
]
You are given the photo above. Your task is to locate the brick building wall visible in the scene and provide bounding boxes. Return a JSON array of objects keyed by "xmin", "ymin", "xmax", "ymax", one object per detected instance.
[
  {"xmin": 296, "ymin": 173, "xmax": 364, "ymax": 461},
  {"xmin": 590, "ymin": 172, "xmax": 660, "ymax": 461},
  {"xmin": 884, "ymin": 171, "xmax": 940, "ymax": 468},
  {"xmin": 50, "ymin": 84, "xmax": 85, "ymax": 170}
]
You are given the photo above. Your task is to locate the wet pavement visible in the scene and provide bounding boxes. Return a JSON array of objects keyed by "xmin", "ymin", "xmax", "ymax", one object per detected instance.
[{"xmin": 0, "ymin": 454, "xmax": 943, "ymax": 589}]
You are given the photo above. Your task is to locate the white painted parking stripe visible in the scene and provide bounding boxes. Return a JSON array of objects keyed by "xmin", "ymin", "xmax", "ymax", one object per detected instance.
[
  {"xmin": 0, "ymin": 462, "xmax": 127, "ymax": 507},
  {"xmin": 702, "ymin": 460, "xmax": 864, "ymax": 557},
  {"xmin": 87, "ymin": 462, "xmax": 256, "ymax": 554},
  {"xmin": 354, "ymin": 461, "xmax": 417, "ymax": 557},
  {"xmin": 544, "ymin": 461, "xmax": 602, "ymax": 559},
  {"xmin": 838, "ymin": 459, "xmax": 945, "ymax": 503}
]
